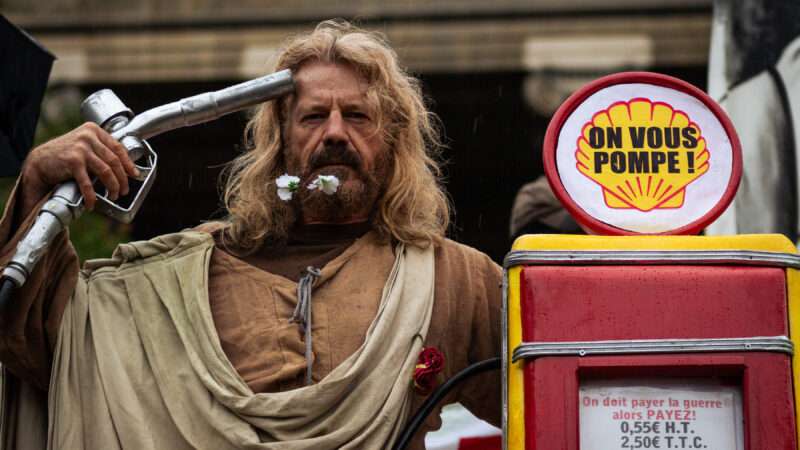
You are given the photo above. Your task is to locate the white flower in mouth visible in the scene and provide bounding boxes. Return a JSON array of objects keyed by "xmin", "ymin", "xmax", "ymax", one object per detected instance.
[
  {"xmin": 275, "ymin": 174, "xmax": 301, "ymax": 201},
  {"xmin": 307, "ymin": 175, "xmax": 340, "ymax": 195}
]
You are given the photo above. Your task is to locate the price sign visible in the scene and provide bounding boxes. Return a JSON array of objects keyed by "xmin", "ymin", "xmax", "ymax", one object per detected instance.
[{"xmin": 580, "ymin": 379, "xmax": 744, "ymax": 450}]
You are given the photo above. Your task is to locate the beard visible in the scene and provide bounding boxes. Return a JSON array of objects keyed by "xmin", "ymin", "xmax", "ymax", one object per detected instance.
[{"xmin": 285, "ymin": 142, "xmax": 393, "ymax": 223}]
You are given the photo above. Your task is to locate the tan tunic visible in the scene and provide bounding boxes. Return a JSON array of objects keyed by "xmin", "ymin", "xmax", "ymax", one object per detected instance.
[{"xmin": 0, "ymin": 186, "xmax": 503, "ymax": 449}]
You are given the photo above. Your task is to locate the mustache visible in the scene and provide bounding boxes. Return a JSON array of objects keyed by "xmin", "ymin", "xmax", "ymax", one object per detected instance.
[{"xmin": 307, "ymin": 143, "xmax": 363, "ymax": 172}]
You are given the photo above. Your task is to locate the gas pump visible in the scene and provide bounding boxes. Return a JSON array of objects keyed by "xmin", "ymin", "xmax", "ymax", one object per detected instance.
[
  {"xmin": 504, "ymin": 72, "xmax": 799, "ymax": 450},
  {"xmin": 396, "ymin": 71, "xmax": 798, "ymax": 450}
]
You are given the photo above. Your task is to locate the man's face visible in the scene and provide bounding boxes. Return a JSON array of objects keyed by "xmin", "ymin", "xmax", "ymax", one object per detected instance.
[{"xmin": 284, "ymin": 61, "xmax": 392, "ymax": 224}]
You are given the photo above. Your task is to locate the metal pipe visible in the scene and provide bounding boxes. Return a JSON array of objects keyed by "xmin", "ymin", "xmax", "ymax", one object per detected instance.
[{"xmin": 111, "ymin": 69, "xmax": 293, "ymax": 141}]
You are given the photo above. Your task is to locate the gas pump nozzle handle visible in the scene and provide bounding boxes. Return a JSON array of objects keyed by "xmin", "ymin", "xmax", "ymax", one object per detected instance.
[{"xmin": 0, "ymin": 69, "xmax": 294, "ymax": 292}]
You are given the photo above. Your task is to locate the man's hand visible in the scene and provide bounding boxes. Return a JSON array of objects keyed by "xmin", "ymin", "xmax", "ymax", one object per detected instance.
[{"xmin": 20, "ymin": 122, "xmax": 139, "ymax": 215}]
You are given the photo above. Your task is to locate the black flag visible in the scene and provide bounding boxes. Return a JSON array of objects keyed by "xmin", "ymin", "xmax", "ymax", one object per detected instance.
[{"xmin": 0, "ymin": 15, "xmax": 55, "ymax": 177}]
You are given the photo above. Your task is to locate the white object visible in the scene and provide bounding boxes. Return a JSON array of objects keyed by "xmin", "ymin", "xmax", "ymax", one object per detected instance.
[
  {"xmin": 580, "ymin": 378, "xmax": 744, "ymax": 450},
  {"xmin": 275, "ymin": 174, "xmax": 300, "ymax": 201},
  {"xmin": 307, "ymin": 175, "xmax": 340, "ymax": 195}
]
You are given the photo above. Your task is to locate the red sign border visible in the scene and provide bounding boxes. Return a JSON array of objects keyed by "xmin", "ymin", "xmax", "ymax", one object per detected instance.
[{"xmin": 543, "ymin": 71, "xmax": 743, "ymax": 236}]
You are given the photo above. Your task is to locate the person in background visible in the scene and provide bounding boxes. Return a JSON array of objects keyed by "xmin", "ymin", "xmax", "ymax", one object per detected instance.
[{"xmin": 509, "ymin": 175, "xmax": 581, "ymax": 242}]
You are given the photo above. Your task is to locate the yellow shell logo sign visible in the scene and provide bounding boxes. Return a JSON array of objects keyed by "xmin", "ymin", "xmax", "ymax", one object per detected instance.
[{"xmin": 575, "ymin": 98, "xmax": 710, "ymax": 212}]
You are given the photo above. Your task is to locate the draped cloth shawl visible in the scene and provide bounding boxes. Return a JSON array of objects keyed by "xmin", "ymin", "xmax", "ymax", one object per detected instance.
[{"xmin": 6, "ymin": 231, "xmax": 435, "ymax": 449}]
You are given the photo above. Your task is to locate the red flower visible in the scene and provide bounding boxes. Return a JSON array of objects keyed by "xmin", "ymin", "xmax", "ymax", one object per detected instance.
[{"xmin": 413, "ymin": 346, "xmax": 445, "ymax": 395}]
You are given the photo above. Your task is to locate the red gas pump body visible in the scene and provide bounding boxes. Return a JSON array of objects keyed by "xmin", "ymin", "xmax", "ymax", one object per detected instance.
[
  {"xmin": 504, "ymin": 72, "xmax": 797, "ymax": 450},
  {"xmin": 518, "ymin": 264, "xmax": 796, "ymax": 449}
]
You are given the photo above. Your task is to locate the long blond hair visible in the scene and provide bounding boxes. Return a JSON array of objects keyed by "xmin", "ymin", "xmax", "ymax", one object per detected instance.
[{"xmin": 220, "ymin": 19, "xmax": 450, "ymax": 252}]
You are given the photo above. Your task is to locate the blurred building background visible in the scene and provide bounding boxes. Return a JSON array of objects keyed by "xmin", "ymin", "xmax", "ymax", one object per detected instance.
[
  {"xmin": 1, "ymin": 1, "xmax": 716, "ymax": 447},
  {"xmin": 2, "ymin": 0, "xmax": 712, "ymax": 261}
]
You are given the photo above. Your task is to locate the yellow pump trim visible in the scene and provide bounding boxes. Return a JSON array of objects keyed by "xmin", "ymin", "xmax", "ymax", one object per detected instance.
[{"xmin": 507, "ymin": 266, "xmax": 525, "ymax": 450}]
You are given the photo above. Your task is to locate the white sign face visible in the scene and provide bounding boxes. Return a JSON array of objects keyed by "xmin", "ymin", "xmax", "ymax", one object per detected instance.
[
  {"xmin": 556, "ymin": 83, "xmax": 735, "ymax": 233},
  {"xmin": 580, "ymin": 378, "xmax": 744, "ymax": 450}
]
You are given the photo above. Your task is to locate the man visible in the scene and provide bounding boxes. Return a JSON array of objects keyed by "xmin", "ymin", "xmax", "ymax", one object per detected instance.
[{"xmin": 0, "ymin": 20, "xmax": 502, "ymax": 449}]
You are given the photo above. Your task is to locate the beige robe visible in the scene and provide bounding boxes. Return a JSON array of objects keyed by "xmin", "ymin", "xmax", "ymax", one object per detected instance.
[
  {"xmin": 0, "ymin": 185, "xmax": 503, "ymax": 449},
  {"xmin": 27, "ymin": 231, "xmax": 430, "ymax": 449}
]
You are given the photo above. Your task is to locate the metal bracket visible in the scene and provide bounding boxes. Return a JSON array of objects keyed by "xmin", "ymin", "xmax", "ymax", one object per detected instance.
[
  {"xmin": 504, "ymin": 249, "xmax": 800, "ymax": 269},
  {"xmin": 512, "ymin": 335, "xmax": 794, "ymax": 363}
]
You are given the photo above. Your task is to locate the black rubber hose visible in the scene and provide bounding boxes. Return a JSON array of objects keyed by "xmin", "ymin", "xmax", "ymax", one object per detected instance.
[
  {"xmin": 0, "ymin": 277, "xmax": 16, "ymax": 311},
  {"xmin": 392, "ymin": 356, "xmax": 501, "ymax": 450}
]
